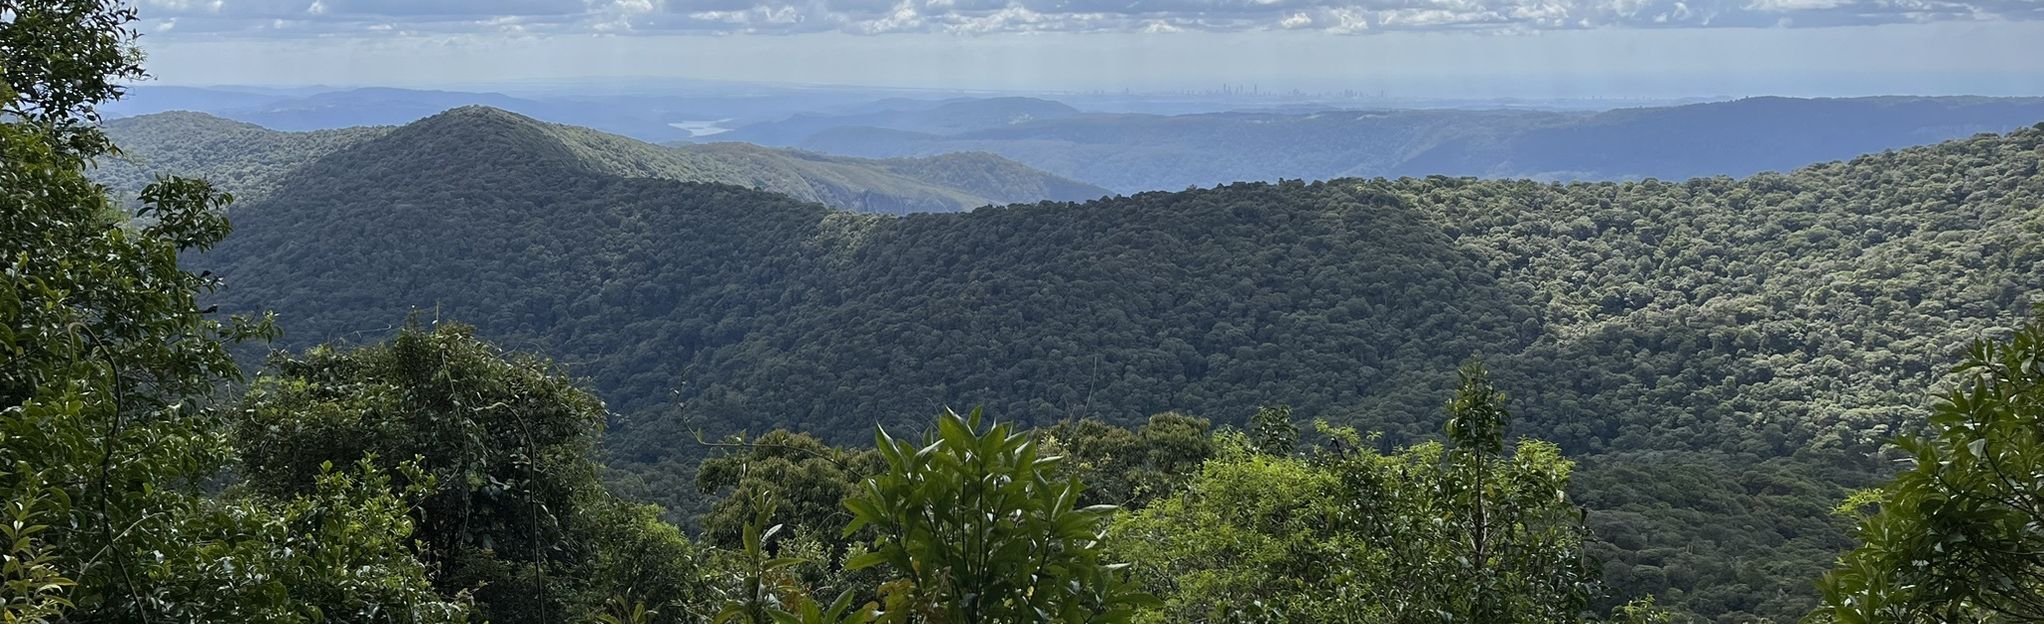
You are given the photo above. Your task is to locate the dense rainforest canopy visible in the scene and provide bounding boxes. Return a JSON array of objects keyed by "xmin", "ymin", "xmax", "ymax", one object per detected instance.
[
  {"xmin": 175, "ymin": 92, "xmax": 2044, "ymax": 618},
  {"xmin": 9, "ymin": 2, "xmax": 2044, "ymax": 622}
]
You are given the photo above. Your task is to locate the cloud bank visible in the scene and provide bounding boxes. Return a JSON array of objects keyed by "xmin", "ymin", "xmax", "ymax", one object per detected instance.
[{"xmin": 137, "ymin": 0, "xmax": 2044, "ymax": 35}]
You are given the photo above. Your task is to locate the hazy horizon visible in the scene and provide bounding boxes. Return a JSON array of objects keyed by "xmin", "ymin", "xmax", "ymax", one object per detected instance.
[{"xmin": 131, "ymin": 0, "xmax": 2044, "ymax": 100}]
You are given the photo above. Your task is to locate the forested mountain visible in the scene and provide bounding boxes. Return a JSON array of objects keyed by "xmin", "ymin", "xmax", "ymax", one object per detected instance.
[
  {"xmin": 94, "ymin": 109, "xmax": 1110, "ymax": 213},
  {"xmin": 189, "ymin": 98, "xmax": 2044, "ymax": 620},
  {"xmin": 760, "ymin": 96, "xmax": 2044, "ymax": 192}
]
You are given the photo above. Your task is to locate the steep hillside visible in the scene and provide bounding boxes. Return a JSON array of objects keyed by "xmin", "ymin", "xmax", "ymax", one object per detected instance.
[
  {"xmin": 96, "ymin": 108, "xmax": 1109, "ymax": 213},
  {"xmin": 783, "ymin": 96, "xmax": 2044, "ymax": 192},
  {"xmin": 195, "ymin": 114, "xmax": 2044, "ymax": 620},
  {"xmin": 681, "ymin": 143, "xmax": 1108, "ymax": 206}
]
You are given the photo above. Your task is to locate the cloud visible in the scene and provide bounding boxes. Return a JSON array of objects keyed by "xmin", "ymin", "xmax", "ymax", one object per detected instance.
[{"xmin": 132, "ymin": 0, "xmax": 2044, "ymax": 35}]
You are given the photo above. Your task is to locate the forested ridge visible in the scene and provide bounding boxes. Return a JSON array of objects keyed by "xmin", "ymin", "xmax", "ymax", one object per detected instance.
[
  {"xmin": 13, "ymin": 4, "xmax": 2044, "ymax": 622},
  {"xmin": 92, "ymin": 108, "xmax": 1111, "ymax": 213},
  {"xmin": 176, "ymin": 99, "xmax": 2044, "ymax": 620}
]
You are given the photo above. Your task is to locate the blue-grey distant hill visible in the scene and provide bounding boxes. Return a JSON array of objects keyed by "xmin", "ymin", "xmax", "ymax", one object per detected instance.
[
  {"xmin": 717, "ymin": 97, "xmax": 1082, "ymax": 145},
  {"xmin": 105, "ymin": 85, "xmax": 1070, "ymax": 144},
  {"xmin": 111, "ymin": 87, "xmax": 2044, "ymax": 195},
  {"xmin": 124, "ymin": 86, "xmax": 692, "ymax": 142},
  {"xmin": 744, "ymin": 96, "xmax": 2044, "ymax": 192}
]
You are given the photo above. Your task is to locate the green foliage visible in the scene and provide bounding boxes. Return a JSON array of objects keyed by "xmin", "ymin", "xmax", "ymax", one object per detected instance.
[
  {"xmin": 93, "ymin": 112, "xmax": 389, "ymax": 204},
  {"xmin": 697, "ymin": 430, "xmax": 884, "ymax": 551},
  {"xmin": 236, "ymin": 323, "xmax": 704, "ymax": 624},
  {"xmin": 711, "ymin": 496, "xmax": 814, "ymax": 624},
  {"xmin": 1112, "ymin": 365, "xmax": 1594, "ymax": 623},
  {"xmin": 3, "ymin": 4, "xmax": 467, "ymax": 621},
  {"xmin": 152, "ymin": 458, "xmax": 470, "ymax": 624},
  {"xmin": 1614, "ymin": 597, "xmax": 1682, "ymax": 624},
  {"xmin": 1, "ymin": 0, "xmax": 141, "ymax": 148},
  {"xmin": 581, "ymin": 498, "xmax": 710, "ymax": 624},
  {"xmin": 1812, "ymin": 309, "xmax": 2044, "ymax": 623},
  {"xmin": 1572, "ymin": 451, "xmax": 1870, "ymax": 620},
  {"xmin": 1248, "ymin": 405, "xmax": 1298, "ymax": 456},
  {"xmin": 1445, "ymin": 362, "xmax": 1508, "ymax": 455},
  {"xmin": 1108, "ymin": 438, "xmax": 1348, "ymax": 622},
  {"xmin": 843, "ymin": 408, "xmax": 1157, "ymax": 623},
  {"xmin": 1038, "ymin": 413, "xmax": 1215, "ymax": 508},
  {"xmin": 706, "ymin": 494, "xmax": 882, "ymax": 624},
  {"xmin": 1, "ymin": 472, "xmax": 73, "ymax": 624},
  {"xmin": 1427, "ymin": 363, "xmax": 1594, "ymax": 622},
  {"xmin": 3, "ymin": 10, "xmax": 1823, "ymax": 621}
]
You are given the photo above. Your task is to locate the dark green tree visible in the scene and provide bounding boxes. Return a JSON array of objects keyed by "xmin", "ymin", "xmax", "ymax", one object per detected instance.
[
  {"xmin": 3, "ymin": 2, "xmax": 466, "ymax": 621},
  {"xmin": 1814, "ymin": 309, "xmax": 2044, "ymax": 623},
  {"xmin": 697, "ymin": 430, "xmax": 883, "ymax": 551},
  {"xmin": 237, "ymin": 323, "xmax": 704, "ymax": 624},
  {"xmin": 1248, "ymin": 405, "xmax": 1297, "ymax": 457},
  {"xmin": 1039, "ymin": 412, "xmax": 1215, "ymax": 508}
]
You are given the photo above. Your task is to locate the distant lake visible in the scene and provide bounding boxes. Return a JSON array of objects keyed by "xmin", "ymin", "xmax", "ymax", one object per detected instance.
[{"xmin": 668, "ymin": 120, "xmax": 734, "ymax": 137}]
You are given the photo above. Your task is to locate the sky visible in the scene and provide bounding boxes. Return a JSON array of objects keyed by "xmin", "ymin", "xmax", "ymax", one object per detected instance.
[{"xmin": 133, "ymin": 0, "xmax": 2044, "ymax": 98}]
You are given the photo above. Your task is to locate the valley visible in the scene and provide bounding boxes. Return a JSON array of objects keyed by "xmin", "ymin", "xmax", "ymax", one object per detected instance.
[{"xmin": 171, "ymin": 105, "xmax": 2044, "ymax": 621}]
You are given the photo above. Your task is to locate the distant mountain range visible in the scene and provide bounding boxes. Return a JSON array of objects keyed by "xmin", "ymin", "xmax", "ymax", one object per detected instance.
[
  {"xmin": 744, "ymin": 96, "xmax": 2044, "ymax": 192},
  {"xmin": 105, "ymin": 85, "xmax": 691, "ymax": 141},
  {"xmin": 94, "ymin": 109, "xmax": 1110, "ymax": 213},
  {"xmin": 717, "ymin": 97, "xmax": 1083, "ymax": 145},
  {"xmin": 107, "ymin": 87, "xmax": 2044, "ymax": 196}
]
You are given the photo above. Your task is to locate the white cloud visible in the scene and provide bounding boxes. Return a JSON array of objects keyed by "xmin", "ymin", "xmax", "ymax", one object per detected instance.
[
  {"xmin": 1746, "ymin": 0, "xmax": 1850, "ymax": 11},
  {"xmin": 129, "ymin": 0, "xmax": 2044, "ymax": 36}
]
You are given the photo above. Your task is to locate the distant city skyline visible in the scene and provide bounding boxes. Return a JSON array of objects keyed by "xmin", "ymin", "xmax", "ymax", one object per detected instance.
[{"xmin": 134, "ymin": 1, "xmax": 2044, "ymax": 99}]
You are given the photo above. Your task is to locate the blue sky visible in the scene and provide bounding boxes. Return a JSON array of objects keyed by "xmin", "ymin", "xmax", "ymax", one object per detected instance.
[{"xmin": 134, "ymin": 0, "xmax": 2044, "ymax": 97}]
